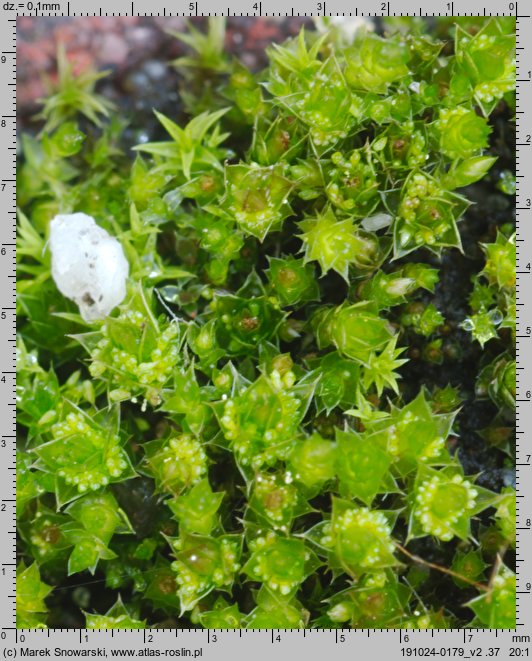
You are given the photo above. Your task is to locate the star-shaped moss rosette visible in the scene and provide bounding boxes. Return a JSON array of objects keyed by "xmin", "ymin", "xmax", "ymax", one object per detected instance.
[
  {"xmin": 245, "ymin": 471, "xmax": 312, "ymax": 532},
  {"xmin": 160, "ymin": 365, "xmax": 213, "ymax": 436},
  {"xmin": 407, "ymin": 463, "xmax": 502, "ymax": 542},
  {"xmin": 494, "ymin": 487, "xmax": 516, "ymax": 548},
  {"xmin": 362, "ymin": 389, "xmax": 456, "ymax": 476},
  {"xmin": 327, "ymin": 499, "xmax": 400, "ymax": 577},
  {"xmin": 134, "ymin": 108, "xmax": 231, "ymax": 180},
  {"xmin": 74, "ymin": 287, "xmax": 184, "ymax": 407},
  {"xmin": 309, "ymin": 351, "xmax": 360, "ymax": 413},
  {"xmin": 344, "ymin": 32, "xmax": 410, "ymax": 93},
  {"xmin": 143, "ymin": 434, "xmax": 208, "ymax": 497},
  {"xmin": 216, "ymin": 371, "xmax": 315, "ymax": 471},
  {"xmin": 461, "ymin": 231, "xmax": 516, "ymax": 349},
  {"xmin": 36, "ymin": 44, "xmax": 114, "ymax": 134},
  {"xmin": 334, "ymin": 428, "xmax": 394, "ymax": 505},
  {"xmin": 32, "ymin": 405, "xmax": 136, "ymax": 507},
  {"xmin": 168, "ymin": 532, "xmax": 242, "ymax": 613},
  {"xmin": 298, "ymin": 206, "xmax": 384, "ymax": 281},
  {"xmin": 208, "ymin": 290, "xmax": 285, "ymax": 356},
  {"xmin": 393, "ymin": 171, "xmax": 469, "ymax": 259},
  {"xmin": 481, "ymin": 232, "xmax": 516, "ymax": 293},
  {"xmin": 18, "ymin": 503, "xmax": 71, "ymax": 567},
  {"xmin": 267, "ymin": 35, "xmax": 354, "ymax": 149},
  {"xmin": 244, "ymin": 585, "xmax": 309, "ymax": 628},
  {"xmin": 265, "ymin": 255, "xmax": 319, "ymax": 307},
  {"xmin": 243, "ymin": 533, "xmax": 320, "ymax": 596},
  {"xmin": 451, "ymin": 549, "xmax": 488, "ymax": 588},
  {"xmin": 434, "ymin": 107, "xmax": 492, "ymax": 160},
  {"xmin": 315, "ymin": 300, "xmax": 396, "ymax": 364},
  {"xmin": 400, "ymin": 301, "xmax": 444, "ymax": 337},
  {"xmin": 324, "ymin": 148, "xmax": 380, "ymax": 215},
  {"xmin": 451, "ymin": 20, "xmax": 516, "ymax": 115},
  {"xmin": 217, "ymin": 163, "xmax": 293, "ymax": 240},
  {"xmin": 476, "ymin": 353, "xmax": 516, "ymax": 411},
  {"xmin": 288, "ymin": 433, "xmax": 336, "ymax": 492},
  {"xmin": 198, "ymin": 599, "xmax": 243, "ymax": 628},
  {"xmin": 167, "ymin": 478, "xmax": 224, "ymax": 536}
]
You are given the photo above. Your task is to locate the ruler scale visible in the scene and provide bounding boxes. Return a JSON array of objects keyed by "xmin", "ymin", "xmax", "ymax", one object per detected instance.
[{"xmin": 6, "ymin": 2, "xmax": 526, "ymax": 658}]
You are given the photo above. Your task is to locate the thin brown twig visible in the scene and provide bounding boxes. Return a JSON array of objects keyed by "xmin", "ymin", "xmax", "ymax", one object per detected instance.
[
  {"xmin": 394, "ymin": 542, "xmax": 490, "ymax": 592},
  {"xmin": 487, "ymin": 548, "xmax": 507, "ymax": 590}
]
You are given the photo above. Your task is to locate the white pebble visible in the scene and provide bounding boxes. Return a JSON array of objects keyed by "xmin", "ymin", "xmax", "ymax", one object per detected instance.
[{"xmin": 49, "ymin": 213, "xmax": 129, "ymax": 322}]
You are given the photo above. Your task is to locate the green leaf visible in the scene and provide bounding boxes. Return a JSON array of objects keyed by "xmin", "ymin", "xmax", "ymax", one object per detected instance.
[
  {"xmin": 330, "ymin": 498, "xmax": 399, "ymax": 576},
  {"xmin": 408, "ymin": 463, "xmax": 502, "ymax": 542},
  {"xmin": 442, "ymin": 156, "xmax": 497, "ymax": 190},
  {"xmin": 167, "ymin": 479, "xmax": 224, "ymax": 535},
  {"xmin": 467, "ymin": 564, "xmax": 516, "ymax": 628},
  {"xmin": 299, "ymin": 207, "xmax": 381, "ymax": 281},
  {"xmin": 335, "ymin": 428, "xmax": 393, "ymax": 505},
  {"xmin": 345, "ymin": 33, "xmax": 410, "ymax": 93},
  {"xmin": 243, "ymin": 535, "xmax": 319, "ymax": 595},
  {"xmin": 219, "ymin": 163, "xmax": 293, "ymax": 240},
  {"xmin": 85, "ymin": 596, "xmax": 145, "ymax": 629},
  {"xmin": 16, "ymin": 563, "xmax": 52, "ymax": 628}
]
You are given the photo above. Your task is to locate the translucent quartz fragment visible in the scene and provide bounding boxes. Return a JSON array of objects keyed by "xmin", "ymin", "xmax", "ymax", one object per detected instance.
[{"xmin": 49, "ymin": 212, "xmax": 129, "ymax": 322}]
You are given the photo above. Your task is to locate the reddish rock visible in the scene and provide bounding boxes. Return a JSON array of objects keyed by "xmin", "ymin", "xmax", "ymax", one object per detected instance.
[{"xmin": 17, "ymin": 16, "xmax": 310, "ymax": 122}]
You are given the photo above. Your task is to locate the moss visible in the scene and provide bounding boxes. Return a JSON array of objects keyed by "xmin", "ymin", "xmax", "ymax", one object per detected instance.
[{"xmin": 17, "ymin": 17, "xmax": 516, "ymax": 629}]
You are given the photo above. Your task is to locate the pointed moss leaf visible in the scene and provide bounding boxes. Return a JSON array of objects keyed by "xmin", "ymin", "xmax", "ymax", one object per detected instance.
[
  {"xmin": 313, "ymin": 351, "xmax": 360, "ymax": 413},
  {"xmin": 247, "ymin": 472, "xmax": 310, "ymax": 531},
  {"xmin": 211, "ymin": 292, "xmax": 285, "ymax": 356},
  {"xmin": 481, "ymin": 232, "xmax": 516, "ymax": 293},
  {"xmin": 327, "ymin": 571, "xmax": 410, "ymax": 628},
  {"xmin": 167, "ymin": 479, "xmax": 224, "ymax": 535},
  {"xmin": 394, "ymin": 173, "xmax": 467, "ymax": 259},
  {"xmin": 245, "ymin": 585, "xmax": 309, "ymax": 628},
  {"xmin": 199, "ymin": 601, "xmax": 243, "ymax": 628},
  {"xmin": 135, "ymin": 108, "xmax": 230, "ymax": 179},
  {"xmin": 143, "ymin": 559, "xmax": 181, "ymax": 613},
  {"xmin": 335, "ymin": 428, "xmax": 392, "ymax": 505},
  {"xmin": 16, "ymin": 563, "xmax": 52, "ymax": 628},
  {"xmin": 494, "ymin": 487, "xmax": 516, "ymax": 547},
  {"xmin": 85, "ymin": 597, "xmax": 145, "ymax": 629},
  {"xmin": 442, "ymin": 156, "xmax": 497, "ymax": 190},
  {"xmin": 368, "ymin": 390, "xmax": 455, "ymax": 475},
  {"xmin": 63, "ymin": 492, "xmax": 131, "ymax": 575}
]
